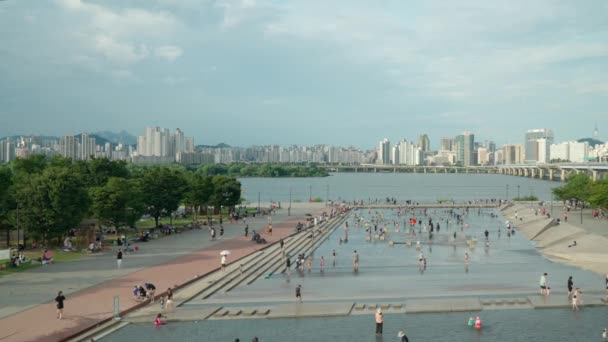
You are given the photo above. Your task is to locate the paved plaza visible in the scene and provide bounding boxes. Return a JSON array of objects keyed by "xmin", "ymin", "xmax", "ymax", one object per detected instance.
[{"xmin": 0, "ymin": 203, "xmax": 325, "ymax": 341}]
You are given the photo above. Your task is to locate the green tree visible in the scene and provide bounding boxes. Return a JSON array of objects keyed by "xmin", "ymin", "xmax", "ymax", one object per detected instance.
[
  {"xmin": 140, "ymin": 167, "xmax": 187, "ymax": 227},
  {"xmin": 13, "ymin": 166, "xmax": 90, "ymax": 243},
  {"xmin": 589, "ymin": 178, "xmax": 608, "ymax": 209},
  {"xmin": 91, "ymin": 177, "xmax": 144, "ymax": 231},
  {"xmin": 0, "ymin": 166, "xmax": 14, "ymax": 246},
  {"xmin": 11, "ymin": 154, "xmax": 47, "ymax": 175},
  {"xmin": 183, "ymin": 173, "xmax": 214, "ymax": 223},
  {"xmin": 210, "ymin": 175, "xmax": 242, "ymax": 213},
  {"xmin": 80, "ymin": 157, "xmax": 130, "ymax": 188},
  {"xmin": 552, "ymin": 173, "xmax": 591, "ymax": 203}
]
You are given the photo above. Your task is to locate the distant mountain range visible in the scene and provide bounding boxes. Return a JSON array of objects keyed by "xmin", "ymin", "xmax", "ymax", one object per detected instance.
[
  {"xmin": 1, "ymin": 131, "xmax": 138, "ymax": 146},
  {"xmin": 577, "ymin": 137, "xmax": 604, "ymax": 147},
  {"xmin": 196, "ymin": 143, "xmax": 231, "ymax": 148},
  {"xmin": 92, "ymin": 130, "xmax": 137, "ymax": 145}
]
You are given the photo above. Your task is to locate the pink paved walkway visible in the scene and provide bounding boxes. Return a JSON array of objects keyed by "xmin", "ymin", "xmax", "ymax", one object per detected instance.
[{"xmin": 0, "ymin": 214, "xmax": 315, "ymax": 342}]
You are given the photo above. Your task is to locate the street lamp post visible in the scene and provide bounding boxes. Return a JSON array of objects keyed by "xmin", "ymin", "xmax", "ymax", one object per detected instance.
[
  {"xmin": 288, "ymin": 187, "xmax": 292, "ymax": 216},
  {"xmin": 309, "ymin": 185, "xmax": 312, "ymax": 202}
]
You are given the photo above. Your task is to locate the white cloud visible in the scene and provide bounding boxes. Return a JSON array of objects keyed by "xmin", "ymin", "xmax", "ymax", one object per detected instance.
[
  {"xmin": 94, "ymin": 35, "xmax": 149, "ymax": 65},
  {"xmin": 56, "ymin": 0, "xmax": 180, "ymax": 66},
  {"xmin": 155, "ymin": 45, "xmax": 183, "ymax": 62},
  {"xmin": 163, "ymin": 76, "xmax": 187, "ymax": 85}
]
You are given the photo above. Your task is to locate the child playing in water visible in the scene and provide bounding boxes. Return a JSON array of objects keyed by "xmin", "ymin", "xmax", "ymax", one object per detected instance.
[{"xmin": 154, "ymin": 313, "xmax": 166, "ymax": 326}]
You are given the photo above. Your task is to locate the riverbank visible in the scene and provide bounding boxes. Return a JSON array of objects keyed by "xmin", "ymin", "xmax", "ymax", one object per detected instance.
[{"xmin": 502, "ymin": 203, "xmax": 608, "ymax": 275}]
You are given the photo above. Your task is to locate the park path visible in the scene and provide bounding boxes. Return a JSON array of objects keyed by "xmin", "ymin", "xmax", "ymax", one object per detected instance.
[{"xmin": 0, "ymin": 207, "xmax": 323, "ymax": 342}]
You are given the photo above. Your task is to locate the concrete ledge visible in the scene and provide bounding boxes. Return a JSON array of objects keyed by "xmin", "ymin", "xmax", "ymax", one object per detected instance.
[
  {"xmin": 529, "ymin": 295, "xmax": 605, "ymax": 309},
  {"xmin": 405, "ymin": 298, "xmax": 481, "ymax": 313},
  {"xmin": 267, "ymin": 302, "xmax": 355, "ymax": 318}
]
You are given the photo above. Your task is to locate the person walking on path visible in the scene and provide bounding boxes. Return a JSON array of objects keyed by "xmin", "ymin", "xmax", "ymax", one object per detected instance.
[
  {"xmin": 295, "ymin": 284, "xmax": 302, "ymax": 303},
  {"xmin": 165, "ymin": 288, "xmax": 174, "ymax": 312},
  {"xmin": 605, "ymin": 273, "xmax": 608, "ymax": 304},
  {"xmin": 221, "ymin": 254, "xmax": 227, "ymax": 272},
  {"xmin": 285, "ymin": 257, "xmax": 291, "ymax": 276},
  {"xmin": 398, "ymin": 330, "xmax": 410, "ymax": 342},
  {"xmin": 268, "ymin": 224, "xmax": 273, "ymax": 236},
  {"xmin": 568, "ymin": 276, "xmax": 574, "ymax": 298},
  {"xmin": 220, "ymin": 225, "xmax": 224, "ymax": 239},
  {"xmin": 55, "ymin": 291, "xmax": 65, "ymax": 319},
  {"xmin": 280, "ymin": 238, "xmax": 284, "ymax": 251},
  {"xmin": 353, "ymin": 250, "xmax": 359, "ymax": 273},
  {"xmin": 116, "ymin": 249, "xmax": 123, "ymax": 269},
  {"xmin": 540, "ymin": 273, "xmax": 548, "ymax": 295},
  {"xmin": 374, "ymin": 308, "xmax": 384, "ymax": 335},
  {"xmin": 572, "ymin": 289, "xmax": 579, "ymax": 311},
  {"xmin": 244, "ymin": 224, "xmax": 249, "ymax": 237},
  {"xmin": 332, "ymin": 250, "xmax": 336, "ymax": 267}
]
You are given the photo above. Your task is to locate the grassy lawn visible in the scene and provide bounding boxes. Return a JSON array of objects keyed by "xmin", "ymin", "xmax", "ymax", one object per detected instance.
[
  {"xmin": 0, "ymin": 249, "xmax": 89, "ymax": 277},
  {"xmin": 135, "ymin": 209, "xmax": 258, "ymax": 229}
]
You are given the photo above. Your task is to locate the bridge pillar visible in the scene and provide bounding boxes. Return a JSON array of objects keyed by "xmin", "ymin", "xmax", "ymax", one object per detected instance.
[
  {"xmin": 549, "ymin": 169, "xmax": 554, "ymax": 181},
  {"xmin": 523, "ymin": 168, "xmax": 529, "ymax": 177},
  {"xmin": 424, "ymin": 167, "xmax": 427, "ymax": 174},
  {"xmin": 355, "ymin": 167, "xmax": 358, "ymax": 173},
  {"xmin": 434, "ymin": 167, "xmax": 437, "ymax": 173},
  {"xmin": 560, "ymin": 170, "xmax": 566, "ymax": 181},
  {"xmin": 530, "ymin": 168, "xmax": 536, "ymax": 178},
  {"xmin": 454, "ymin": 168, "xmax": 458, "ymax": 174},
  {"xmin": 393, "ymin": 167, "xmax": 396, "ymax": 173},
  {"xmin": 539, "ymin": 169, "xmax": 544, "ymax": 180},
  {"xmin": 592, "ymin": 170, "xmax": 598, "ymax": 181},
  {"xmin": 374, "ymin": 168, "xmax": 377, "ymax": 173}
]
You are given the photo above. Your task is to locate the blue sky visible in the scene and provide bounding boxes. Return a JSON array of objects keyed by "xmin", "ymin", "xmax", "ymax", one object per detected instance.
[{"xmin": 1, "ymin": 0, "xmax": 607, "ymax": 149}]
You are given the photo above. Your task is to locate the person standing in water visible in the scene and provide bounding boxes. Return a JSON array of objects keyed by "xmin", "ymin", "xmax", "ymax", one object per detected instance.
[
  {"xmin": 295, "ymin": 284, "xmax": 302, "ymax": 303},
  {"xmin": 540, "ymin": 273, "xmax": 548, "ymax": 295},
  {"xmin": 319, "ymin": 256, "xmax": 325, "ymax": 272},
  {"xmin": 353, "ymin": 250, "xmax": 359, "ymax": 272},
  {"xmin": 375, "ymin": 308, "xmax": 384, "ymax": 335},
  {"xmin": 567, "ymin": 276, "xmax": 574, "ymax": 298},
  {"xmin": 398, "ymin": 330, "xmax": 409, "ymax": 342}
]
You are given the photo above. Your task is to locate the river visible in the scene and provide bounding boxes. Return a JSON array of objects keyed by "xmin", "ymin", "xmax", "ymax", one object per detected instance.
[{"xmin": 239, "ymin": 173, "xmax": 557, "ymax": 203}]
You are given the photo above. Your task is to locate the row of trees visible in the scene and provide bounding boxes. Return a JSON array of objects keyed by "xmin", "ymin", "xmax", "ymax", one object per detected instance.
[
  {"xmin": 0, "ymin": 155, "xmax": 242, "ymax": 246},
  {"xmin": 552, "ymin": 173, "xmax": 608, "ymax": 208},
  {"xmin": 196, "ymin": 163, "xmax": 330, "ymax": 177}
]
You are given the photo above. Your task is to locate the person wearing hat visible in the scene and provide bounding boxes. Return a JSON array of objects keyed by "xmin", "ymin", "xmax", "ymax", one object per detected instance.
[
  {"xmin": 375, "ymin": 308, "xmax": 384, "ymax": 335},
  {"xmin": 398, "ymin": 330, "xmax": 409, "ymax": 342}
]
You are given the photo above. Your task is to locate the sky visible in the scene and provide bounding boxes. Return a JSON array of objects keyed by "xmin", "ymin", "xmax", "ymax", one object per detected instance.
[{"xmin": 1, "ymin": 0, "xmax": 607, "ymax": 149}]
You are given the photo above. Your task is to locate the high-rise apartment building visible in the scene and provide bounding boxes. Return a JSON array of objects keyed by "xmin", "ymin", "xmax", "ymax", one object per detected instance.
[
  {"xmin": 455, "ymin": 131, "xmax": 475, "ymax": 166},
  {"xmin": 80, "ymin": 133, "xmax": 96, "ymax": 160},
  {"xmin": 550, "ymin": 141, "xmax": 589, "ymax": 163},
  {"xmin": 378, "ymin": 138, "xmax": 390, "ymax": 164},
  {"xmin": 503, "ymin": 144, "xmax": 524, "ymax": 165},
  {"xmin": 136, "ymin": 127, "xmax": 194, "ymax": 161},
  {"xmin": 524, "ymin": 129, "xmax": 554, "ymax": 164},
  {"xmin": 439, "ymin": 137, "xmax": 454, "ymax": 152},
  {"xmin": 60, "ymin": 135, "xmax": 78, "ymax": 160},
  {"xmin": 391, "ymin": 145, "xmax": 400, "ymax": 165},
  {"xmin": 477, "ymin": 147, "xmax": 489, "ymax": 166},
  {"xmin": 398, "ymin": 140, "xmax": 422, "ymax": 165},
  {"xmin": 418, "ymin": 134, "xmax": 430, "ymax": 152}
]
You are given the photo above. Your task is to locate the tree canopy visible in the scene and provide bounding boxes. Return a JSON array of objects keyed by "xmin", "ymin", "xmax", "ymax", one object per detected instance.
[{"xmin": 552, "ymin": 173, "xmax": 591, "ymax": 203}]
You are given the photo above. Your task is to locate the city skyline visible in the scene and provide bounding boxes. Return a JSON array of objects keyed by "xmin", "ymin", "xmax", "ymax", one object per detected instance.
[
  {"xmin": 2, "ymin": 125, "xmax": 606, "ymax": 165},
  {"xmin": 1, "ymin": 1, "xmax": 608, "ymax": 147}
]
